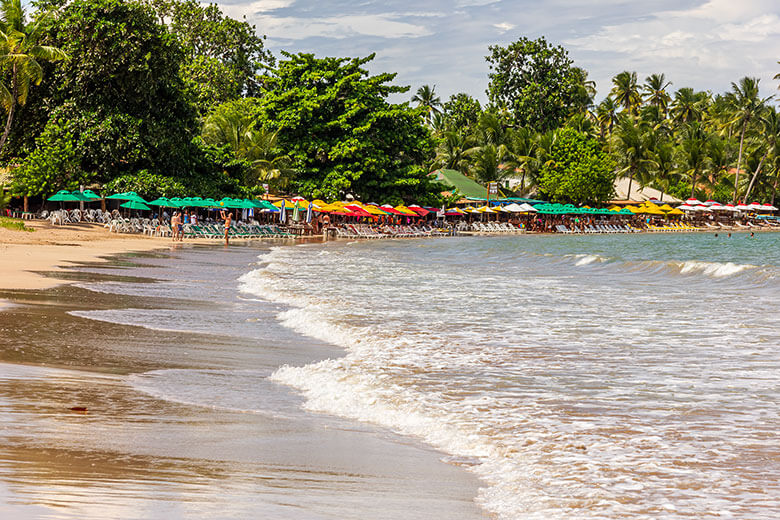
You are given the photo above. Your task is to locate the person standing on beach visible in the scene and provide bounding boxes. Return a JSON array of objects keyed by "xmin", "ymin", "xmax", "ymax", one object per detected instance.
[
  {"xmin": 222, "ymin": 211, "xmax": 232, "ymax": 245},
  {"xmin": 170, "ymin": 212, "xmax": 179, "ymax": 241}
]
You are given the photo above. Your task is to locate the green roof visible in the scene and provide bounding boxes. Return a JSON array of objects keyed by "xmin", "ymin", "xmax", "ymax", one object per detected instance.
[{"xmin": 429, "ymin": 169, "xmax": 488, "ymax": 200}]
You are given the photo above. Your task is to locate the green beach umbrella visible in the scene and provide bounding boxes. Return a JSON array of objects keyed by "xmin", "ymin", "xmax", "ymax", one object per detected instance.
[
  {"xmin": 120, "ymin": 200, "xmax": 151, "ymax": 211},
  {"xmin": 169, "ymin": 197, "xmax": 184, "ymax": 207},
  {"xmin": 201, "ymin": 198, "xmax": 218, "ymax": 207},
  {"xmin": 47, "ymin": 190, "xmax": 81, "ymax": 202},
  {"xmin": 107, "ymin": 191, "xmax": 147, "ymax": 203},
  {"xmin": 148, "ymin": 197, "xmax": 175, "ymax": 207}
]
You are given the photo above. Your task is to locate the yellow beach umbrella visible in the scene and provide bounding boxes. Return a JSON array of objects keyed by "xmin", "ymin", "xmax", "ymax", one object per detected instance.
[
  {"xmin": 659, "ymin": 204, "xmax": 675, "ymax": 212},
  {"xmin": 625, "ymin": 205, "xmax": 642, "ymax": 213},
  {"xmin": 666, "ymin": 208, "xmax": 685, "ymax": 215},
  {"xmin": 477, "ymin": 205, "xmax": 496, "ymax": 213},
  {"xmin": 394, "ymin": 205, "xmax": 419, "ymax": 216}
]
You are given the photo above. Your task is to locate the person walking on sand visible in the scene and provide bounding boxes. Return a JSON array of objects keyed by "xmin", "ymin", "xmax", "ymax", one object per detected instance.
[{"xmin": 222, "ymin": 210, "xmax": 232, "ymax": 245}]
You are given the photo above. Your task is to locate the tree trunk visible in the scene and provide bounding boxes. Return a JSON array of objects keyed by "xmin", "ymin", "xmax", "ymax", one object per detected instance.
[
  {"xmin": 733, "ymin": 122, "xmax": 746, "ymax": 204},
  {"xmin": 691, "ymin": 172, "xmax": 697, "ymax": 198},
  {"xmin": 0, "ymin": 64, "xmax": 18, "ymax": 154},
  {"xmin": 772, "ymin": 172, "xmax": 779, "ymax": 206},
  {"xmin": 23, "ymin": 195, "xmax": 28, "ymax": 213},
  {"xmin": 743, "ymin": 148, "xmax": 770, "ymax": 202},
  {"xmin": 626, "ymin": 169, "xmax": 634, "ymax": 201}
]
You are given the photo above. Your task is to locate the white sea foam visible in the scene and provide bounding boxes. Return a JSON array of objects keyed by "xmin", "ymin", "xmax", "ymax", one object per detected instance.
[{"xmin": 240, "ymin": 238, "xmax": 780, "ymax": 520}]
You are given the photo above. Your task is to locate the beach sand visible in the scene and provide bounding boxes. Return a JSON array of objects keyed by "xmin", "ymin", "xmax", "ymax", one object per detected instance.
[
  {"xmin": 0, "ymin": 231, "xmax": 487, "ymax": 519},
  {"xmin": 0, "ymin": 220, "xmax": 171, "ymax": 290}
]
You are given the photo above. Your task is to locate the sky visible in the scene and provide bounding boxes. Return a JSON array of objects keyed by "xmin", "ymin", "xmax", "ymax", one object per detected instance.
[{"xmin": 215, "ymin": 0, "xmax": 780, "ymax": 105}]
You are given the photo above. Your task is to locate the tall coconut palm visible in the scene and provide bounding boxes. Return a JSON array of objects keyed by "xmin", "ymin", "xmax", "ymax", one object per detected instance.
[
  {"xmin": 505, "ymin": 126, "xmax": 539, "ymax": 193},
  {"xmin": 468, "ymin": 143, "xmax": 509, "ymax": 184},
  {"xmin": 676, "ymin": 122, "xmax": 711, "ymax": 198},
  {"xmin": 724, "ymin": 76, "xmax": 772, "ymax": 203},
  {"xmin": 645, "ymin": 139, "xmax": 677, "ymax": 202},
  {"xmin": 744, "ymin": 106, "xmax": 780, "ymax": 201},
  {"xmin": 610, "ymin": 71, "xmax": 641, "ymax": 115},
  {"xmin": 411, "ymin": 84, "xmax": 441, "ymax": 124},
  {"xmin": 670, "ymin": 88, "xmax": 707, "ymax": 125},
  {"xmin": 0, "ymin": 0, "xmax": 68, "ymax": 152},
  {"xmin": 642, "ymin": 73, "xmax": 672, "ymax": 116},
  {"xmin": 611, "ymin": 115, "xmax": 653, "ymax": 200},
  {"xmin": 596, "ymin": 97, "xmax": 620, "ymax": 137}
]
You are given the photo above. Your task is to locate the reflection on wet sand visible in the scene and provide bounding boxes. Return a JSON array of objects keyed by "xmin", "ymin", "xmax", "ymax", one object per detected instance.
[{"xmin": 0, "ymin": 247, "xmax": 486, "ymax": 519}]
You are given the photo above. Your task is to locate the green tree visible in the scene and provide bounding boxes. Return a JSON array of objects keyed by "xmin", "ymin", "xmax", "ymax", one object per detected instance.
[
  {"xmin": 611, "ymin": 71, "xmax": 641, "ymax": 115},
  {"xmin": 596, "ymin": 97, "xmax": 620, "ymax": 137},
  {"xmin": 441, "ymin": 93, "xmax": 481, "ymax": 131},
  {"xmin": 0, "ymin": 0, "xmax": 67, "ymax": 153},
  {"xmin": 744, "ymin": 106, "xmax": 780, "ymax": 201},
  {"xmin": 725, "ymin": 76, "xmax": 771, "ymax": 202},
  {"xmin": 611, "ymin": 116, "xmax": 653, "ymax": 200},
  {"xmin": 646, "ymin": 138, "xmax": 677, "ymax": 201},
  {"xmin": 536, "ymin": 127, "xmax": 616, "ymax": 203},
  {"xmin": 151, "ymin": 0, "xmax": 274, "ymax": 114},
  {"xmin": 434, "ymin": 129, "xmax": 475, "ymax": 171},
  {"xmin": 671, "ymin": 87, "xmax": 708, "ymax": 125},
  {"xmin": 411, "ymin": 84, "xmax": 441, "ymax": 124},
  {"xmin": 257, "ymin": 52, "xmax": 439, "ymax": 203},
  {"xmin": 642, "ymin": 73, "xmax": 672, "ymax": 115},
  {"xmin": 485, "ymin": 36, "xmax": 590, "ymax": 131},
  {"xmin": 676, "ymin": 122, "xmax": 712, "ymax": 198}
]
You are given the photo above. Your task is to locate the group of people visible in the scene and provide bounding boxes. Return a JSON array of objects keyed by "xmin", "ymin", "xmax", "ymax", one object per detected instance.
[{"xmin": 168, "ymin": 210, "xmax": 208, "ymax": 242}]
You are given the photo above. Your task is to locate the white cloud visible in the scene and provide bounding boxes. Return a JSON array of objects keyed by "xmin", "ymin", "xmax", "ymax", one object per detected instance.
[
  {"xmin": 256, "ymin": 13, "xmax": 431, "ymax": 40},
  {"xmin": 493, "ymin": 22, "xmax": 515, "ymax": 32},
  {"xmin": 217, "ymin": 0, "xmax": 295, "ymax": 19}
]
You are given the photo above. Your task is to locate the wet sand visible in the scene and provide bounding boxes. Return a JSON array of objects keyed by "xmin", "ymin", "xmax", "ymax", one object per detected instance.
[{"xmin": 0, "ymin": 244, "xmax": 486, "ymax": 519}]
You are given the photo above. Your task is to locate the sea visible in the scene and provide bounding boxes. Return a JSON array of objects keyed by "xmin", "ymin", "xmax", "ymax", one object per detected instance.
[
  {"xmin": 239, "ymin": 232, "xmax": 780, "ymax": 519},
  {"xmin": 3, "ymin": 232, "xmax": 778, "ymax": 519}
]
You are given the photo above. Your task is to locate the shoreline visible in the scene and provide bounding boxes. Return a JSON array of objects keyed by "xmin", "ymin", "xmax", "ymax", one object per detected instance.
[{"xmin": 0, "ymin": 239, "xmax": 488, "ymax": 519}]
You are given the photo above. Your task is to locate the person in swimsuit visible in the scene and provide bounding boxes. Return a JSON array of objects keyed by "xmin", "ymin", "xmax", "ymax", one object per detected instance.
[
  {"xmin": 170, "ymin": 212, "xmax": 180, "ymax": 241},
  {"xmin": 223, "ymin": 211, "xmax": 232, "ymax": 245}
]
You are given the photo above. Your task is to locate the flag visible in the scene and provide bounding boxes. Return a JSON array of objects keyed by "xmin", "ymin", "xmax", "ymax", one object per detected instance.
[
  {"xmin": 280, "ymin": 199, "xmax": 286, "ymax": 223},
  {"xmin": 305, "ymin": 202, "xmax": 313, "ymax": 223}
]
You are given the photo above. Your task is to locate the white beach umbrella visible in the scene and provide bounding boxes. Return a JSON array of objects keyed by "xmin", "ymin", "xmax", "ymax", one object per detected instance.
[
  {"xmin": 685, "ymin": 197, "xmax": 703, "ymax": 206},
  {"xmin": 678, "ymin": 204, "xmax": 698, "ymax": 211},
  {"xmin": 694, "ymin": 205, "xmax": 712, "ymax": 212},
  {"xmin": 702, "ymin": 199, "xmax": 717, "ymax": 206},
  {"xmin": 735, "ymin": 203, "xmax": 751, "ymax": 211},
  {"xmin": 721, "ymin": 204, "xmax": 739, "ymax": 212},
  {"xmin": 518, "ymin": 203, "xmax": 538, "ymax": 212},
  {"xmin": 709, "ymin": 202, "xmax": 725, "ymax": 210},
  {"xmin": 761, "ymin": 203, "xmax": 778, "ymax": 211},
  {"xmin": 502, "ymin": 203, "xmax": 525, "ymax": 212},
  {"xmin": 747, "ymin": 202, "xmax": 763, "ymax": 210}
]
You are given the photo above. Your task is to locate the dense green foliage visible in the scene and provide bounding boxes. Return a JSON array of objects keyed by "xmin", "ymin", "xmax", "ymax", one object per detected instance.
[
  {"xmin": 536, "ymin": 128, "xmax": 616, "ymax": 203},
  {"xmin": 486, "ymin": 37, "xmax": 591, "ymax": 132},
  {"xmin": 151, "ymin": 0, "xmax": 274, "ymax": 114},
  {"xmin": 256, "ymin": 52, "xmax": 440, "ymax": 203},
  {"xmin": 0, "ymin": 1, "xmax": 778, "ymax": 207}
]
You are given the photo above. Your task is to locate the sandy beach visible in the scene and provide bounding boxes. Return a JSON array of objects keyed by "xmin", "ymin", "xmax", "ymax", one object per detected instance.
[{"xmin": 0, "ymin": 220, "xmax": 173, "ymax": 290}]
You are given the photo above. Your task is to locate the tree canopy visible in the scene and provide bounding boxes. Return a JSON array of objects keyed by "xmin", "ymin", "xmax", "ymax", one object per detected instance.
[
  {"xmin": 486, "ymin": 36, "xmax": 590, "ymax": 132},
  {"xmin": 536, "ymin": 128, "xmax": 616, "ymax": 203},
  {"xmin": 256, "ymin": 52, "xmax": 440, "ymax": 203}
]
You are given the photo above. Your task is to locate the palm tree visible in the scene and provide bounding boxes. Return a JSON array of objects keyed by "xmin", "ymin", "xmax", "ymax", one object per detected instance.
[
  {"xmin": 202, "ymin": 109, "xmax": 291, "ymax": 188},
  {"xmin": 775, "ymin": 61, "xmax": 779, "ymax": 89},
  {"xmin": 411, "ymin": 84, "xmax": 441, "ymax": 124},
  {"xmin": 724, "ymin": 77, "xmax": 772, "ymax": 203},
  {"xmin": 596, "ymin": 97, "xmax": 620, "ymax": 137},
  {"xmin": 744, "ymin": 106, "xmax": 780, "ymax": 201},
  {"xmin": 434, "ymin": 129, "xmax": 475, "ymax": 171},
  {"xmin": 670, "ymin": 88, "xmax": 707, "ymax": 125},
  {"xmin": 610, "ymin": 71, "xmax": 641, "ymax": 115},
  {"xmin": 676, "ymin": 122, "xmax": 711, "ymax": 198},
  {"xmin": 646, "ymin": 140, "xmax": 677, "ymax": 201},
  {"xmin": 0, "ymin": 0, "xmax": 68, "ymax": 152},
  {"xmin": 468, "ymin": 143, "xmax": 509, "ymax": 184},
  {"xmin": 611, "ymin": 115, "xmax": 653, "ymax": 200},
  {"xmin": 643, "ymin": 73, "xmax": 672, "ymax": 116},
  {"xmin": 505, "ymin": 126, "xmax": 539, "ymax": 193}
]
